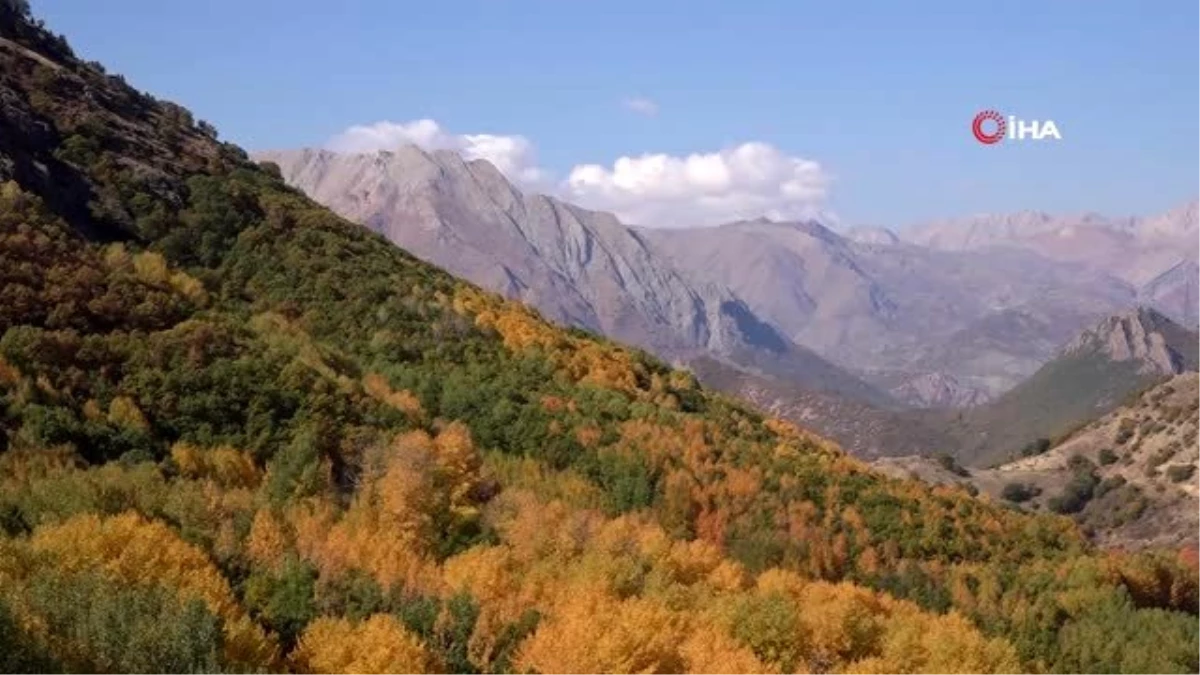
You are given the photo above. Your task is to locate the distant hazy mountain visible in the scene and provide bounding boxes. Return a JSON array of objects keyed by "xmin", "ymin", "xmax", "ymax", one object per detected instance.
[
  {"xmin": 922, "ymin": 307, "xmax": 1199, "ymax": 467},
  {"xmin": 844, "ymin": 225, "xmax": 900, "ymax": 246},
  {"xmin": 256, "ymin": 147, "xmax": 893, "ymax": 410},
  {"xmin": 889, "ymin": 372, "xmax": 991, "ymax": 409},
  {"xmin": 901, "ymin": 202, "xmax": 1199, "ymax": 325},
  {"xmin": 642, "ymin": 219, "xmax": 1138, "ymax": 404}
]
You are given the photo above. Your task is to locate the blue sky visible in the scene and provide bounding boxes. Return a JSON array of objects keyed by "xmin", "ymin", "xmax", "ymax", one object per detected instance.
[{"xmin": 33, "ymin": 0, "xmax": 1199, "ymax": 227}]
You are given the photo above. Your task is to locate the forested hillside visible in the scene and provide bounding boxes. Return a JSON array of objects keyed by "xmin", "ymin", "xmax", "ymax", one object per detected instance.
[{"xmin": 0, "ymin": 4, "xmax": 1196, "ymax": 673}]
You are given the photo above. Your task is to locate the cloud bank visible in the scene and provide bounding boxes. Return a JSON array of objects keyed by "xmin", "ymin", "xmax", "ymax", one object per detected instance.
[{"xmin": 325, "ymin": 119, "xmax": 830, "ymax": 228}]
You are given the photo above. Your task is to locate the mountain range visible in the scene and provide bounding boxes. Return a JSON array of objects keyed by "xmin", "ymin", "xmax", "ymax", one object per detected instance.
[
  {"xmin": 259, "ymin": 146, "xmax": 1197, "ymax": 414},
  {"xmin": 255, "ymin": 147, "xmax": 894, "ymax": 411}
]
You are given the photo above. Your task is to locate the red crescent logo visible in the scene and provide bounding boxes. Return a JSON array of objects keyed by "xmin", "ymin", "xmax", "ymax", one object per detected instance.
[{"xmin": 972, "ymin": 110, "xmax": 1006, "ymax": 145}]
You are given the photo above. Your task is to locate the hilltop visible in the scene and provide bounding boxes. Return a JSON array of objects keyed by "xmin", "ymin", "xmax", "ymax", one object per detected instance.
[
  {"xmin": 876, "ymin": 373, "xmax": 1200, "ymax": 550},
  {"xmin": 996, "ymin": 373, "xmax": 1199, "ymax": 550},
  {"xmin": 0, "ymin": 5, "xmax": 1196, "ymax": 673}
]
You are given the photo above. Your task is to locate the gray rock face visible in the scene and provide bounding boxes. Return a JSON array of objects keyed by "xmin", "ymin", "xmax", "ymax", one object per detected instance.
[
  {"xmin": 1063, "ymin": 307, "xmax": 1195, "ymax": 376},
  {"xmin": 889, "ymin": 372, "xmax": 991, "ymax": 408},
  {"xmin": 255, "ymin": 146, "xmax": 887, "ymax": 406}
]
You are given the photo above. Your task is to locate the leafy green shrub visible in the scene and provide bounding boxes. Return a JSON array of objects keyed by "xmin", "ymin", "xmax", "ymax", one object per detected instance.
[
  {"xmin": 1145, "ymin": 447, "xmax": 1177, "ymax": 474},
  {"xmin": 1020, "ymin": 437, "xmax": 1052, "ymax": 457},
  {"xmin": 1115, "ymin": 419, "xmax": 1136, "ymax": 445},
  {"xmin": 242, "ymin": 556, "xmax": 317, "ymax": 648},
  {"xmin": 1166, "ymin": 465, "xmax": 1196, "ymax": 483},
  {"xmin": 258, "ymin": 160, "xmax": 283, "ymax": 180},
  {"xmin": 26, "ymin": 572, "xmax": 222, "ymax": 673},
  {"xmin": 1049, "ymin": 471, "xmax": 1099, "ymax": 514},
  {"xmin": 1095, "ymin": 475, "xmax": 1127, "ymax": 498},
  {"xmin": 1066, "ymin": 454, "xmax": 1096, "ymax": 474},
  {"xmin": 1097, "ymin": 448, "xmax": 1118, "ymax": 466},
  {"xmin": 936, "ymin": 453, "xmax": 971, "ymax": 477},
  {"xmin": 55, "ymin": 133, "xmax": 102, "ymax": 167},
  {"xmin": 1001, "ymin": 482, "xmax": 1037, "ymax": 503},
  {"xmin": 0, "ymin": 600, "xmax": 58, "ymax": 672}
]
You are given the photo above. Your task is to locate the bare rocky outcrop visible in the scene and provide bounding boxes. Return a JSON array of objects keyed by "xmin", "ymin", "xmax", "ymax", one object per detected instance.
[
  {"xmin": 890, "ymin": 372, "xmax": 990, "ymax": 408},
  {"xmin": 1064, "ymin": 307, "xmax": 1195, "ymax": 376}
]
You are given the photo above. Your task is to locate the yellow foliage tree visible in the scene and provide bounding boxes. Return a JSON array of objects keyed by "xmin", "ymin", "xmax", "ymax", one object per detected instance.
[
  {"xmin": 362, "ymin": 372, "xmax": 424, "ymax": 419},
  {"xmin": 680, "ymin": 624, "xmax": 778, "ymax": 674},
  {"xmin": 246, "ymin": 508, "xmax": 290, "ymax": 571},
  {"xmin": 129, "ymin": 250, "xmax": 208, "ymax": 304},
  {"xmin": 432, "ymin": 421, "xmax": 485, "ymax": 521},
  {"xmin": 284, "ymin": 438, "xmax": 443, "ymax": 593},
  {"xmin": 376, "ymin": 433, "xmax": 438, "ymax": 548},
  {"xmin": 290, "ymin": 614, "xmax": 435, "ymax": 674},
  {"xmin": 515, "ymin": 587, "xmax": 687, "ymax": 674},
  {"xmin": 452, "ymin": 286, "xmax": 648, "ymax": 396},
  {"xmin": 844, "ymin": 609, "xmax": 1020, "ymax": 674},
  {"xmin": 28, "ymin": 512, "xmax": 279, "ymax": 670},
  {"xmin": 106, "ymin": 396, "xmax": 149, "ymax": 431},
  {"xmin": 171, "ymin": 442, "xmax": 262, "ymax": 488}
]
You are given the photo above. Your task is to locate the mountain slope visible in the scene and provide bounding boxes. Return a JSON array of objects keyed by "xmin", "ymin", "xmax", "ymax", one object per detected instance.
[
  {"xmin": 924, "ymin": 307, "xmax": 1199, "ymax": 467},
  {"xmin": 255, "ymin": 147, "xmax": 737, "ymax": 358},
  {"xmin": 689, "ymin": 356, "xmax": 953, "ymax": 458},
  {"xmin": 0, "ymin": 6, "xmax": 1196, "ymax": 673}
]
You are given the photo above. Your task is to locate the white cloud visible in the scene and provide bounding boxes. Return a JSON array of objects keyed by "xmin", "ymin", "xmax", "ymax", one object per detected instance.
[
  {"xmin": 326, "ymin": 119, "xmax": 548, "ymax": 186},
  {"xmin": 325, "ymin": 119, "xmax": 830, "ymax": 228},
  {"xmin": 564, "ymin": 143, "xmax": 830, "ymax": 227},
  {"xmin": 622, "ymin": 97, "xmax": 659, "ymax": 117}
]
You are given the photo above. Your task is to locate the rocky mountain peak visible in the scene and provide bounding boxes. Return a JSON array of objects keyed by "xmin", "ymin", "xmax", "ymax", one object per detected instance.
[
  {"xmin": 1138, "ymin": 199, "xmax": 1199, "ymax": 239},
  {"xmin": 1064, "ymin": 306, "xmax": 1194, "ymax": 375}
]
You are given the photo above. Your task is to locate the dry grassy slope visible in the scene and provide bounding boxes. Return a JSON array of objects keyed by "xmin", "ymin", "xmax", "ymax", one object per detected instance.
[
  {"xmin": 875, "ymin": 373, "xmax": 1200, "ymax": 550},
  {"xmin": 994, "ymin": 372, "xmax": 1199, "ymax": 549}
]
